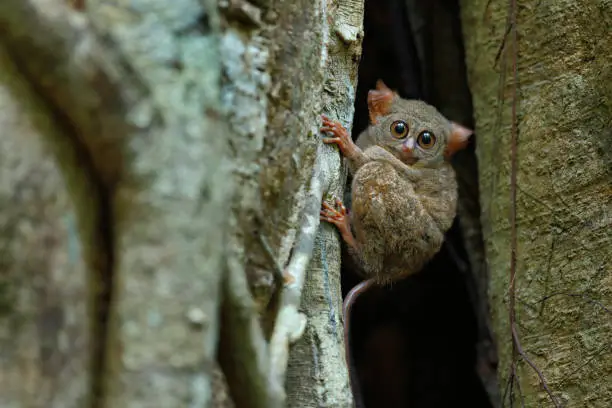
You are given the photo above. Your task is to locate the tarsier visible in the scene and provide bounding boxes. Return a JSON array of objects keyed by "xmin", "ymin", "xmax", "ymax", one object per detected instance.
[{"xmin": 320, "ymin": 80, "xmax": 472, "ymax": 405}]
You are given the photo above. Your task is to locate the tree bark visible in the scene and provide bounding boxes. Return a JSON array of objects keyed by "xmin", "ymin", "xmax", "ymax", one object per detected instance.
[
  {"xmin": 0, "ymin": 0, "xmax": 362, "ymax": 407},
  {"xmin": 461, "ymin": 0, "xmax": 611, "ymax": 406},
  {"xmin": 219, "ymin": 0, "xmax": 363, "ymax": 406},
  {"xmin": 1, "ymin": 0, "xmax": 230, "ymax": 406},
  {"xmin": 0, "ymin": 44, "xmax": 93, "ymax": 408}
]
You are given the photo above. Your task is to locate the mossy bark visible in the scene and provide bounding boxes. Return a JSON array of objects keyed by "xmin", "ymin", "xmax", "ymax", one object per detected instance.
[
  {"xmin": 221, "ymin": 0, "xmax": 363, "ymax": 405},
  {"xmin": 461, "ymin": 0, "xmax": 611, "ymax": 406},
  {"xmin": 0, "ymin": 0, "xmax": 362, "ymax": 407}
]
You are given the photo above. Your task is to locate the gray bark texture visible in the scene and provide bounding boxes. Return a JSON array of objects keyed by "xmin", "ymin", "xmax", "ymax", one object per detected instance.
[
  {"xmin": 461, "ymin": 0, "xmax": 611, "ymax": 407},
  {"xmin": 0, "ymin": 0, "xmax": 363, "ymax": 407}
]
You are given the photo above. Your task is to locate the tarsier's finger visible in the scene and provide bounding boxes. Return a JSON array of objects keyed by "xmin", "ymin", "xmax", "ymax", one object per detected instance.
[
  {"xmin": 334, "ymin": 128, "xmax": 347, "ymax": 137},
  {"xmin": 320, "ymin": 126, "xmax": 337, "ymax": 133},
  {"xmin": 321, "ymin": 202, "xmax": 336, "ymax": 212},
  {"xmin": 335, "ymin": 199, "xmax": 347, "ymax": 214},
  {"xmin": 320, "ymin": 209, "xmax": 339, "ymax": 218},
  {"xmin": 321, "ymin": 217, "xmax": 342, "ymax": 228},
  {"xmin": 322, "ymin": 137, "xmax": 342, "ymax": 145},
  {"xmin": 320, "ymin": 214, "xmax": 337, "ymax": 223},
  {"xmin": 321, "ymin": 209, "xmax": 342, "ymax": 222},
  {"xmin": 321, "ymin": 207, "xmax": 335, "ymax": 217},
  {"xmin": 323, "ymin": 120, "xmax": 342, "ymax": 129}
]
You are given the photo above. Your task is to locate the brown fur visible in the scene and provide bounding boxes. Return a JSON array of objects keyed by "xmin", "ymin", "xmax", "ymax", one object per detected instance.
[
  {"xmin": 321, "ymin": 80, "xmax": 472, "ymax": 284},
  {"xmin": 349, "ymin": 157, "xmax": 457, "ymax": 283}
]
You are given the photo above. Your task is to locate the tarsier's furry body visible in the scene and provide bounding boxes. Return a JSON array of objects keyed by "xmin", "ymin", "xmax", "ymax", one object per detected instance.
[
  {"xmin": 320, "ymin": 80, "xmax": 472, "ymax": 407},
  {"xmin": 320, "ymin": 80, "xmax": 472, "ymax": 283}
]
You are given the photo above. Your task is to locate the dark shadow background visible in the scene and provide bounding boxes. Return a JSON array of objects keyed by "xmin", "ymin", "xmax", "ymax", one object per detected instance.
[{"xmin": 342, "ymin": 1, "xmax": 500, "ymax": 407}]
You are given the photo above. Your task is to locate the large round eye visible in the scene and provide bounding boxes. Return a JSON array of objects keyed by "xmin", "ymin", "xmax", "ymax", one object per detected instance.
[
  {"xmin": 390, "ymin": 120, "xmax": 409, "ymax": 139},
  {"xmin": 417, "ymin": 131, "xmax": 436, "ymax": 149}
]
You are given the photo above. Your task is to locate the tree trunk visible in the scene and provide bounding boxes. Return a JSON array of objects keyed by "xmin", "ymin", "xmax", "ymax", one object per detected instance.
[
  {"xmin": 0, "ymin": 0, "xmax": 362, "ymax": 407},
  {"xmin": 461, "ymin": 0, "xmax": 611, "ymax": 406},
  {"xmin": 0, "ymin": 45, "xmax": 93, "ymax": 408}
]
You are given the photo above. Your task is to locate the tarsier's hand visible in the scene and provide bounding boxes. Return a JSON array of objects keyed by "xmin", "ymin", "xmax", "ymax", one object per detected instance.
[{"xmin": 321, "ymin": 115, "xmax": 357, "ymax": 158}]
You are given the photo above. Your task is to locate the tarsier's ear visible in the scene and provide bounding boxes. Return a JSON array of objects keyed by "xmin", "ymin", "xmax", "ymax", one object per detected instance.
[
  {"xmin": 445, "ymin": 122, "xmax": 473, "ymax": 158},
  {"xmin": 368, "ymin": 80, "xmax": 395, "ymax": 124}
]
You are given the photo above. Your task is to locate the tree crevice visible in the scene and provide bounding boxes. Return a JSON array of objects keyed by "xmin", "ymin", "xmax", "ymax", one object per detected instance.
[{"xmin": 343, "ymin": 1, "xmax": 499, "ymax": 407}]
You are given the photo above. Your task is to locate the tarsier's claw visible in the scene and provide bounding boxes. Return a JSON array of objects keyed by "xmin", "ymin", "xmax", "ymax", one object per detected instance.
[
  {"xmin": 320, "ymin": 116, "xmax": 355, "ymax": 159},
  {"xmin": 320, "ymin": 198, "xmax": 357, "ymax": 249},
  {"xmin": 335, "ymin": 198, "xmax": 346, "ymax": 212},
  {"xmin": 320, "ymin": 117, "xmax": 344, "ymax": 134},
  {"xmin": 321, "ymin": 201, "xmax": 337, "ymax": 213}
]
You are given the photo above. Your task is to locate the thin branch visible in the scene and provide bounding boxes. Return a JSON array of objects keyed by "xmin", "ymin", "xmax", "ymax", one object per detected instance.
[
  {"xmin": 494, "ymin": 22, "xmax": 513, "ymax": 67},
  {"xmin": 501, "ymin": 365, "xmax": 514, "ymax": 408},
  {"xmin": 257, "ymin": 233, "xmax": 286, "ymax": 284},
  {"xmin": 538, "ymin": 228, "xmax": 556, "ymax": 316},
  {"xmin": 512, "ymin": 364, "xmax": 527, "ymax": 408},
  {"xmin": 507, "ymin": 2, "xmax": 559, "ymax": 407},
  {"xmin": 512, "ymin": 325, "xmax": 561, "ymax": 407},
  {"xmin": 535, "ymin": 292, "xmax": 611, "ymax": 315},
  {"xmin": 218, "ymin": 257, "xmax": 283, "ymax": 408},
  {"xmin": 508, "ymin": 0, "xmax": 519, "ymax": 374},
  {"xmin": 220, "ymin": 144, "xmax": 328, "ymax": 408},
  {"xmin": 269, "ymin": 144, "xmax": 327, "ymax": 393}
]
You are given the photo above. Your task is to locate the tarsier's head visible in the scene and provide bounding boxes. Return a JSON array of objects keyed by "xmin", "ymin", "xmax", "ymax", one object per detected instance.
[{"xmin": 367, "ymin": 80, "xmax": 473, "ymax": 168}]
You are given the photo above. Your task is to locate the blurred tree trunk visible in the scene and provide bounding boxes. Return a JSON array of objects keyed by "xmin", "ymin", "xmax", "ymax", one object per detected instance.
[
  {"xmin": 461, "ymin": 0, "xmax": 611, "ymax": 406},
  {"xmin": 0, "ymin": 0, "xmax": 363, "ymax": 407}
]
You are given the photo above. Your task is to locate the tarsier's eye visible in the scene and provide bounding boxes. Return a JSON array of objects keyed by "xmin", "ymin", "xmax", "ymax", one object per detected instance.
[
  {"xmin": 417, "ymin": 131, "xmax": 436, "ymax": 149},
  {"xmin": 390, "ymin": 120, "xmax": 409, "ymax": 139}
]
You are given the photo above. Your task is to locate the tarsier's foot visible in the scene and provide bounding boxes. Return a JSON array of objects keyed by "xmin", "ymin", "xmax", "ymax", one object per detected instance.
[
  {"xmin": 320, "ymin": 197, "xmax": 358, "ymax": 249},
  {"xmin": 320, "ymin": 197, "xmax": 349, "ymax": 229},
  {"xmin": 320, "ymin": 115, "xmax": 355, "ymax": 157}
]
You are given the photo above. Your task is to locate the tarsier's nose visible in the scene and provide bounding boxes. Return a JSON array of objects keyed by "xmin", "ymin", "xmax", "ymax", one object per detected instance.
[{"xmin": 402, "ymin": 138, "xmax": 415, "ymax": 152}]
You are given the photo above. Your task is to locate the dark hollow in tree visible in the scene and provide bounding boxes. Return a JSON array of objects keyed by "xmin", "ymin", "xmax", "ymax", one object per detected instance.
[{"xmin": 341, "ymin": 1, "xmax": 499, "ymax": 407}]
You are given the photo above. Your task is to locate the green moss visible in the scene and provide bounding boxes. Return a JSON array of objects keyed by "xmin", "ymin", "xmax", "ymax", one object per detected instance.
[{"xmin": 461, "ymin": 0, "xmax": 612, "ymax": 405}]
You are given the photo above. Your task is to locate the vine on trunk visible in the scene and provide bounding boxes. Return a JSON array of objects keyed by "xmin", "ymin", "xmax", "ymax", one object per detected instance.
[{"xmin": 503, "ymin": 0, "xmax": 560, "ymax": 406}]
